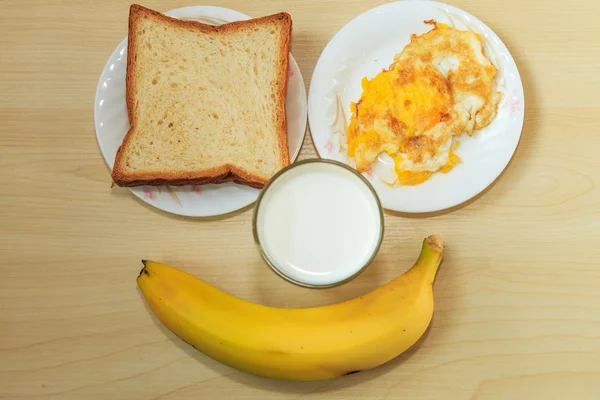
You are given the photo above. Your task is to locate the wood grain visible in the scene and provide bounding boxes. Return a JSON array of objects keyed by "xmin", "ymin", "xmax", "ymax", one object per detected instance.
[{"xmin": 1, "ymin": 0, "xmax": 600, "ymax": 398}]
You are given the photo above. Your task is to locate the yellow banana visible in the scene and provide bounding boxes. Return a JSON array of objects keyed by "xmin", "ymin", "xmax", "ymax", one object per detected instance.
[{"xmin": 137, "ymin": 235, "xmax": 444, "ymax": 381}]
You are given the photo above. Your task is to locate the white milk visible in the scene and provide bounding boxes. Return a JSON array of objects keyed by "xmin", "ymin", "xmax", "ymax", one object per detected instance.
[{"xmin": 256, "ymin": 162, "xmax": 382, "ymax": 286}]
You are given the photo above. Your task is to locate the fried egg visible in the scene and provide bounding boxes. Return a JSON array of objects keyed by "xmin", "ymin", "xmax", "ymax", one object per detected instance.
[{"xmin": 347, "ymin": 21, "xmax": 501, "ymax": 185}]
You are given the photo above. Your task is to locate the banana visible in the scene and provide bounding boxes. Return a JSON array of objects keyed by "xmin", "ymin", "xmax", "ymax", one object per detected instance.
[{"xmin": 137, "ymin": 234, "xmax": 444, "ymax": 381}]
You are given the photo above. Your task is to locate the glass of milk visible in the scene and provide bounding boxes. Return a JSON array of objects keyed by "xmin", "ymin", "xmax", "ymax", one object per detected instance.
[{"xmin": 253, "ymin": 159, "xmax": 384, "ymax": 288}]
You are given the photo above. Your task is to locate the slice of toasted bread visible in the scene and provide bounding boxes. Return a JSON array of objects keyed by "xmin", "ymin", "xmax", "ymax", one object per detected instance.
[{"xmin": 111, "ymin": 4, "xmax": 292, "ymax": 188}]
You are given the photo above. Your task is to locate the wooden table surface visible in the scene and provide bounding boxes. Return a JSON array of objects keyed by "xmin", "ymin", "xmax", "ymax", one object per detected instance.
[{"xmin": 2, "ymin": 0, "xmax": 600, "ymax": 398}]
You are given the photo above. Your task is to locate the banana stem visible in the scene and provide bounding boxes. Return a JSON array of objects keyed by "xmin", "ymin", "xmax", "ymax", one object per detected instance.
[{"xmin": 412, "ymin": 235, "xmax": 444, "ymax": 285}]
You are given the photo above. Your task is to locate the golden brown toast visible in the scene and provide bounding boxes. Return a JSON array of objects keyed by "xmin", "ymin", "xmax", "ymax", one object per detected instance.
[{"xmin": 112, "ymin": 4, "xmax": 291, "ymax": 188}]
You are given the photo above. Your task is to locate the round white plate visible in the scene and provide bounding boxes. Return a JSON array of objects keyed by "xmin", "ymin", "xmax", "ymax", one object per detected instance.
[
  {"xmin": 308, "ymin": 0, "xmax": 524, "ymax": 213},
  {"xmin": 95, "ymin": 6, "xmax": 307, "ymax": 217}
]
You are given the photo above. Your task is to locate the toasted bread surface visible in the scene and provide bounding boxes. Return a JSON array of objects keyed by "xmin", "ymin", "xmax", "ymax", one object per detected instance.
[{"xmin": 112, "ymin": 4, "xmax": 291, "ymax": 188}]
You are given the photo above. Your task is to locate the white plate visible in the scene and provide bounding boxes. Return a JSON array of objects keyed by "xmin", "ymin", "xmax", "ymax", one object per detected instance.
[
  {"xmin": 95, "ymin": 6, "xmax": 307, "ymax": 217},
  {"xmin": 308, "ymin": 0, "xmax": 524, "ymax": 213}
]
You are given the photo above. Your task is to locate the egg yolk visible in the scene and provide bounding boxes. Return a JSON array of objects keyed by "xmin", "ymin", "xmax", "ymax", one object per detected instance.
[
  {"xmin": 347, "ymin": 62, "xmax": 454, "ymax": 183},
  {"xmin": 357, "ymin": 64, "xmax": 450, "ymax": 136}
]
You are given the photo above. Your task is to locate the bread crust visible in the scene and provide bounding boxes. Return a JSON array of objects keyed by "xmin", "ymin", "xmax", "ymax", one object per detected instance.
[{"xmin": 111, "ymin": 4, "xmax": 292, "ymax": 189}]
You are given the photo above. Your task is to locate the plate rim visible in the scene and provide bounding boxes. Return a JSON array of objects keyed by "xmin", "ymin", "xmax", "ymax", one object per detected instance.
[
  {"xmin": 307, "ymin": 0, "xmax": 525, "ymax": 213},
  {"xmin": 94, "ymin": 5, "xmax": 308, "ymax": 217}
]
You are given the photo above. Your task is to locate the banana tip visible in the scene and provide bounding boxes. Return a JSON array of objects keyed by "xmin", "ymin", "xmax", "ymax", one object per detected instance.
[{"xmin": 138, "ymin": 260, "xmax": 149, "ymax": 278}]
